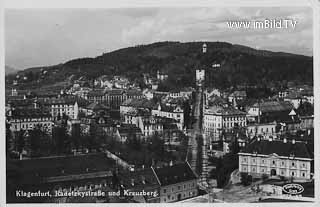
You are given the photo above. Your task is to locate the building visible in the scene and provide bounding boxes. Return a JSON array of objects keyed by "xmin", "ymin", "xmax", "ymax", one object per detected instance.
[
  {"xmin": 195, "ymin": 69, "xmax": 205, "ymax": 86},
  {"xmin": 300, "ymin": 115, "xmax": 314, "ymax": 130},
  {"xmin": 41, "ymin": 96, "xmax": 88, "ymax": 120},
  {"xmin": 284, "ymin": 92, "xmax": 307, "ymax": 109},
  {"xmin": 118, "ymin": 168, "xmax": 160, "ymax": 203},
  {"xmin": 115, "ymin": 124, "xmax": 143, "ymax": 143},
  {"xmin": 238, "ymin": 138, "xmax": 313, "ymax": 180},
  {"xmin": 246, "ymin": 122, "xmax": 278, "ymax": 139},
  {"xmin": 152, "ymin": 104, "xmax": 184, "ymax": 130},
  {"xmin": 228, "ymin": 90, "xmax": 247, "ymax": 106},
  {"xmin": 157, "ymin": 70, "xmax": 168, "ymax": 81},
  {"xmin": 203, "ymin": 105, "xmax": 247, "ymax": 142},
  {"xmin": 138, "ymin": 116, "xmax": 164, "ymax": 137},
  {"xmin": 7, "ymin": 108, "xmax": 54, "ymax": 134},
  {"xmin": 247, "ymin": 101, "xmax": 294, "ymax": 123},
  {"xmin": 120, "ymin": 98, "xmax": 155, "ymax": 117},
  {"xmin": 152, "ymin": 162, "xmax": 198, "ymax": 203},
  {"xmin": 7, "ymin": 153, "xmax": 117, "ymax": 203}
]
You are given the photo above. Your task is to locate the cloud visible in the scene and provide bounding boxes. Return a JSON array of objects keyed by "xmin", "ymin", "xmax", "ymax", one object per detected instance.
[{"xmin": 5, "ymin": 7, "xmax": 313, "ymax": 69}]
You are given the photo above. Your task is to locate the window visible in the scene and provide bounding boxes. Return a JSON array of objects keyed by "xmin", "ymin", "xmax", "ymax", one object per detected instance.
[
  {"xmin": 163, "ymin": 189, "xmax": 166, "ymax": 193},
  {"xmin": 292, "ymin": 162, "xmax": 295, "ymax": 167},
  {"xmin": 272, "ymin": 160, "xmax": 275, "ymax": 165},
  {"xmin": 292, "ymin": 172, "xmax": 295, "ymax": 176},
  {"xmin": 253, "ymin": 159, "xmax": 255, "ymax": 163},
  {"xmin": 302, "ymin": 172, "xmax": 305, "ymax": 177},
  {"xmin": 282, "ymin": 161, "xmax": 285, "ymax": 166},
  {"xmin": 262, "ymin": 159, "xmax": 265, "ymax": 164}
]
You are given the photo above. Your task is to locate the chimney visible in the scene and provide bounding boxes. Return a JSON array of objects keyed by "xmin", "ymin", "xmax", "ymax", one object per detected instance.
[{"xmin": 283, "ymin": 138, "xmax": 287, "ymax": 143}]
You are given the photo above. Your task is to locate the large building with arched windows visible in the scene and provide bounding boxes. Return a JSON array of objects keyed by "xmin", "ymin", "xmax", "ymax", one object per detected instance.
[{"xmin": 238, "ymin": 138, "xmax": 313, "ymax": 181}]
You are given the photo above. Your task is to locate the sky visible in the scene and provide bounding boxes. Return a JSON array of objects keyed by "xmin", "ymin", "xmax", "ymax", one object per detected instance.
[{"xmin": 5, "ymin": 7, "xmax": 313, "ymax": 70}]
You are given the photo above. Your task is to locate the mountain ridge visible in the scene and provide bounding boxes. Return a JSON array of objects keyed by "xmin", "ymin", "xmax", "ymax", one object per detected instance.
[{"xmin": 7, "ymin": 41, "xmax": 313, "ymax": 91}]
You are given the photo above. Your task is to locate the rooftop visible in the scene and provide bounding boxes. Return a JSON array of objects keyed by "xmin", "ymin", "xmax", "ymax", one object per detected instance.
[
  {"xmin": 240, "ymin": 139, "xmax": 312, "ymax": 159},
  {"xmin": 153, "ymin": 162, "xmax": 197, "ymax": 186}
]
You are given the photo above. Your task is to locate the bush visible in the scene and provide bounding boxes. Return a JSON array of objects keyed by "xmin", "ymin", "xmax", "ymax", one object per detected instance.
[{"xmin": 262, "ymin": 174, "xmax": 269, "ymax": 181}]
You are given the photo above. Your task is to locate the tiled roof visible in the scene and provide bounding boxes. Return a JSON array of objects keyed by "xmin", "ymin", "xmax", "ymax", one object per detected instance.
[
  {"xmin": 241, "ymin": 139, "xmax": 312, "ymax": 159},
  {"xmin": 10, "ymin": 108, "xmax": 51, "ymax": 119},
  {"xmin": 205, "ymin": 105, "xmax": 246, "ymax": 116},
  {"xmin": 7, "ymin": 153, "xmax": 116, "ymax": 184},
  {"xmin": 87, "ymin": 90, "xmax": 104, "ymax": 97},
  {"xmin": 252, "ymin": 101, "xmax": 293, "ymax": 113},
  {"xmin": 118, "ymin": 124, "xmax": 142, "ymax": 135},
  {"xmin": 118, "ymin": 168, "xmax": 159, "ymax": 190},
  {"xmin": 121, "ymin": 98, "xmax": 156, "ymax": 109},
  {"xmin": 153, "ymin": 162, "xmax": 197, "ymax": 186},
  {"xmin": 86, "ymin": 102, "xmax": 109, "ymax": 111},
  {"xmin": 230, "ymin": 90, "xmax": 247, "ymax": 97}
]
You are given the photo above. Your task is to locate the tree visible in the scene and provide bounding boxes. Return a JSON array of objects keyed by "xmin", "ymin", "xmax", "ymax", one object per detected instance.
[
  {"xmin": 16, "ymin": 130, "xmax": 25, "ymax": 154},
  {"xmin": 28, "ymin": 126, "xmax": 42, "ymax": 156},
  {"xmin": 241, "ymin": 172, "xmax": 252, "ymax": 186}
]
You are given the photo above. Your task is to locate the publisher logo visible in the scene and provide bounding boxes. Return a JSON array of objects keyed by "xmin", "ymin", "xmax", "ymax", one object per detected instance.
[{"xmin": 282, "ymin": 183, "xmax": 304, "ymax": 195}]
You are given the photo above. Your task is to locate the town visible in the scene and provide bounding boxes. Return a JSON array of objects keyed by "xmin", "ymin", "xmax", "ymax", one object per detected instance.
[{"xmin": 6, "ymin": 43, "xmax": 314, "ymax": 203}]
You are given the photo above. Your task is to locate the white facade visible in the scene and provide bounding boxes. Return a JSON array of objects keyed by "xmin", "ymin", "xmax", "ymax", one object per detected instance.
[
  {"xmin": 152, "ymin": 105, "xmax": 184, "ymax": 130},
  {"xmin": 238, "ymin": 152, "xmax": 312, "ymax": 180},
  {"xmin": 203, "ymin": 109, "xmax": 247, "ymax": 142},
  {"xmin": 50, "ymin": 101, "xmax": 79, "ymax": 120},
  {"xmin": 9, "ymin": 117, "xmax": 54, "ymax": 134},
  {"xmin": 246, "ymin": 123, "xmax": 277, "ymax": 139}
]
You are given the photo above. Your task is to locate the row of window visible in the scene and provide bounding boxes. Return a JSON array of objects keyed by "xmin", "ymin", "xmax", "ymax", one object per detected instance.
[
  {"xmin": 242, "ymin": 167, "xmax": 307, "ymax": 177},
  {"xmin": 162, "ymin": 182, "xmax": 196, "ymax": 194},
  {"xmin": 242, "ymin": 157, "xmax": 307, "ymax": 168}
]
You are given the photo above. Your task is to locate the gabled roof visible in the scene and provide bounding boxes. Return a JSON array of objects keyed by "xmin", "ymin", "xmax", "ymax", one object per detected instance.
[
  {"xmin": 230, "ymin": 90, "xmax": 247, "ymax": 97},
  {"xmin": 7, "ymin": 153, "xmax": 116, "ymax": 184},
  {"xmin": 153, "ymin": 162, "xmax": 197, "ymax": 186},
  {"xmin": 251, "ymin": 101, "xmax": 293, "ymax": 113},
  {"xmin": 241, "ymin": 139, "xmax": 312, "ymax": 159},
  {"xmin": 86, "ymin": 102, "xmax": 109, "ymax": 111}
]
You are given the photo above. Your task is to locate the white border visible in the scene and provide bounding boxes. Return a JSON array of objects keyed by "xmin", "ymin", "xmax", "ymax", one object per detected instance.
[{"xmin": 1, "ymin": 0, "xmax": 319, "ymax": 207}]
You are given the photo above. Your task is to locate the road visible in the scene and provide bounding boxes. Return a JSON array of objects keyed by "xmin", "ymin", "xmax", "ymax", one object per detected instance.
[{"xmin": 187, "ymin": 87, "xmax": 209, "ymax": 186}]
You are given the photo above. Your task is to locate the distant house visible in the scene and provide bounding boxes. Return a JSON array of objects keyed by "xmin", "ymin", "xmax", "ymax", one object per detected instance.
[
  {"xmin": 247, "ymin": 101, "xmax": 294, "ymax": 124},
  {"xmin": 152, "ymin": 162, "xmax": 198, "ymax": 203},
  {"xmin": 284, "ymin": 92, "xmax": 307, "ymax": 109},
  {"xmin": 115, "ymin": 123, "xmax": 143, "ymax": 143},
  {"xmin": 238, "ymin": 138, "xmax": 313, "ymax": 180},
  {"xmin": 228, "ymin": 90, "xmax": 247, "ymax": 106},
  {"xmin": 152, "ymin": 103, "xmax": 184, "ymax": 130},
  {"xmin": 7, "ymin": 153, "xmax": 116, "ymax": 203},
  {"xmin": 157, "ymin": 70, "xmax": 168, "ymax": 81},
  {"xmin": 8, "ymin": 108, "xmax": 54, "ymax": 134},
  {"xmin": 203, "ymin": 105, "xmax": 247, "ymax": 142},
  {"xmin": 118, "ymin": 168, "xmax": 160, "ymax": 203},
  {"xmin": 246, "ymin": 122, "xmax": 278, "ymax": 139}
]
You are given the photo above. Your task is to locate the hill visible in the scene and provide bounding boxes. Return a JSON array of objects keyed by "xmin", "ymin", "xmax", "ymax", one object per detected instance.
[
  {"xmin": 7, "ymin": 41, "xmax": 313, "ymax": 91},
  {"xmin": 5, "ymin": 65, "xmax": 20, "ymax": 75}
]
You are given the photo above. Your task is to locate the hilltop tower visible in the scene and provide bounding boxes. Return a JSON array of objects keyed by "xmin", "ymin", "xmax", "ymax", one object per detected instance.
[{"xmin": 202, "ymin": 43, "xmax": 207, "ymax": 54}]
